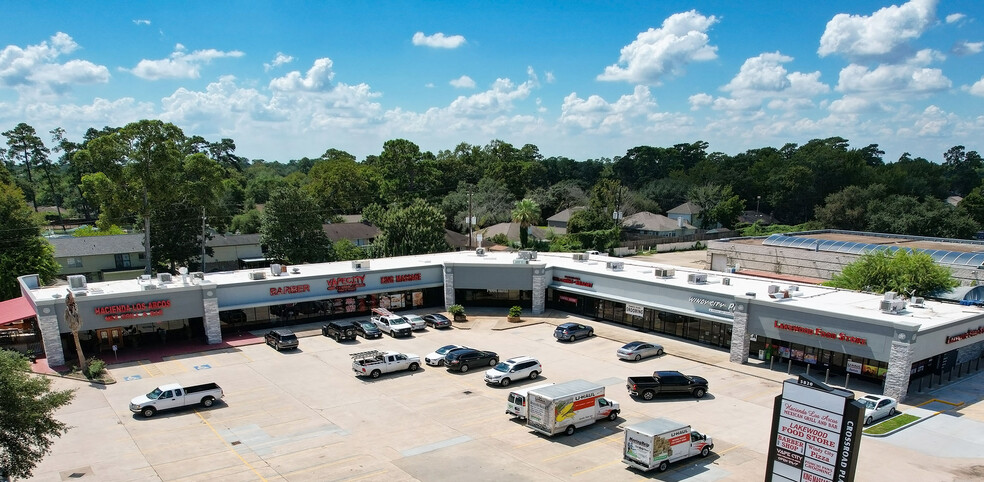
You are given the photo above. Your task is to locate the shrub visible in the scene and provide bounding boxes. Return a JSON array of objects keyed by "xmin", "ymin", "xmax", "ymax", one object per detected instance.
[
  {"xmin": 508, "ymin": 306, "xmax": 522, "ymax": 317},
  {"xmin": 85, "ymin": 358, "xmax": 106, "ymax": 379},
  {"xmin": 448, "ymin": 304, "xmax": 465, "ymax": 316}
]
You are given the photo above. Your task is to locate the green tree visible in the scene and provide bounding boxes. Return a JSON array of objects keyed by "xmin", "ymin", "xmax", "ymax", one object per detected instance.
[
  {"xmin": 814, "ymin": 184, "xmax": 888, "ymax": 231},
  {"xmin": 229, "ymin": 209, "xmax": 262, "ymax": 234},
  {"xmin": 0, "ymin": 350, "xmax": 75, "ymax": 480},
  {"xmin": 72, "ymin": 225, "xmax": 126, "ymax": 236},
  {"xmin": 373, "ymin": 199, "xmax": 448, "ymax": 256},
  {"xmin": 824, "ymin": 250, "xmax": 959, "ymax": 296},
  {"xmin": 303, "ymin": 150, "xmax": 374, "ymax": 216},
  {"xmin": 261, "ymin": 187, "xmax": 334, "ymax": 264},
  {"xmin": 0, "ymin": 176, "xmax": 60, "ymax": 300},
  {"xmin": 333, "ymin": 239, "xmax": 367, "ymax": 261},
  {"xmin": 511, "ymin": 198, "xmax": 541, "ymax": 248}
]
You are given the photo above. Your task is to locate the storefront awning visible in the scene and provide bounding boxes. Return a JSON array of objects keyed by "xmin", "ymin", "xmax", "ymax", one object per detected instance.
[{"xmin": 0, "ymin": 296, "xmax": 36, "ymax": 326}]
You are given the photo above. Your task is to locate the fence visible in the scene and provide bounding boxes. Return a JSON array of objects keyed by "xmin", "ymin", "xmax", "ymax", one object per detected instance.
[{"xmin": 618, "ymin": 230, "xmax": 734, "ymax": 251}]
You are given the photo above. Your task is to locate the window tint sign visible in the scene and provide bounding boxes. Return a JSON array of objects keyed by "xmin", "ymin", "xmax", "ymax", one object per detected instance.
[{"xmin": 689, "ymin": 296, "xmax": 735, "ymax": 318}]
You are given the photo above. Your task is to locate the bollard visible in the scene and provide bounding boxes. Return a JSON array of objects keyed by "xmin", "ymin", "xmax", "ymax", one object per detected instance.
[
  {"xmin": 806, "ymin": 364, "xmax": 810, "ymax": 376},
  {"xmin": 825, "ymin": 368, "xmax": 830, "ymax": 384},
  {"xmin": 770, "ymin": 356, "xmax": 774, "ymax": 371},
  {"xmin": 845, "ymin": 373, "xmax": 850, "ymax": 389},
  {"xmin": 787, "ymin": 359, "xmax": 792, "ymax": 374}
]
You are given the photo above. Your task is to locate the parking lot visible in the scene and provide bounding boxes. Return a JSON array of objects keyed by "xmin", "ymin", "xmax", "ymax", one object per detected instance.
[{"xmin": 27, "ymin": 312, "xmax": 984, "ymax": 481}]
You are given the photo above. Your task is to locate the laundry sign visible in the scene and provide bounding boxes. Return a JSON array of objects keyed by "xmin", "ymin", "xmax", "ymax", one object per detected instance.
[{"xmin": 625, "ymin": 304, "xmax": 645, "ymax": 317}]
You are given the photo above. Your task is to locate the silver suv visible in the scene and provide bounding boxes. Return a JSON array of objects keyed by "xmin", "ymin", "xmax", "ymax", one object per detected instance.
[{"xmin": 484, "ymin": 356, "xmax": 542, "ymax": 387}]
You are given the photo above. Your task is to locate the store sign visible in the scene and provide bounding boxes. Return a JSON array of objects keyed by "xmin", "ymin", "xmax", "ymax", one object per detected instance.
[
  {"xmin": 945, "ymin": 325, "xmax": 984, "ymax": 344},
  {"xmin": 94, "ymin": 300, "xmax": 171, "ymax": 321},
  {"xmin": 559, "ymin": 295, "xmax": 578, "ymax": 303},
  {"xmin": 845, "ymin": 360, "xmax": 862, "ymax": 375},
  {"xmin": 766, "ymin": 375, "xmax": 864, "ymax": 482},
  {"xmin": 269, "ymin": 284, "xmax": 311, "ymax": 296},
  {"xmin": 380, "ymin": 273, "xmax": 422, "ymax": 284},
  {"xmin": 773, "ymin": 320, "xmax": 868, "ymax": 346},
  {"xmin": 690, "ymin": 296, "xmax": 735, "ymax": 318},
  {"xmin": 327, "ymin": 275, "xmax": 366, "ymax": 293},
  {"xmin": 552, "ymin": 275, "xmax": 593, "ymax": 288},
  {"xmin": 625, "ymin": 304, "xmax": 645, "ymax": 317}
]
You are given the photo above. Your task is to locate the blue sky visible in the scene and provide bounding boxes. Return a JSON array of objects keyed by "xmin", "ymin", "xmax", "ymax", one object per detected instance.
[{"xmin": 1, "ymin": 0, "xmax": 982, "ymax": 165}]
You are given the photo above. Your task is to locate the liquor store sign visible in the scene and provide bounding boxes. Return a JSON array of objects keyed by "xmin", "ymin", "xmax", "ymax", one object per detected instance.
[{"xmin": 766, "ymin": 375, "xmax": 864, "ymax": 482}]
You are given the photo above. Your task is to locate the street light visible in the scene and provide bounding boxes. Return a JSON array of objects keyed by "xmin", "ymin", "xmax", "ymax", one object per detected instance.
[{"xmin": 756, "ymin": 195, "xmax": 761, "ymax": 215}]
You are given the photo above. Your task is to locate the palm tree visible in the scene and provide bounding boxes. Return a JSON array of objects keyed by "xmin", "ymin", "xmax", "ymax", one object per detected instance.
[{"xmin": 511, "ymin": 198, "xmax": 541, "ymax": 248}]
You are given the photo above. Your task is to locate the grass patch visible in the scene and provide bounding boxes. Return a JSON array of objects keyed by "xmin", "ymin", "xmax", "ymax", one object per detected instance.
[{"xmin": 864, "ymin": 413, "xmax": 920, "ymax": 435}]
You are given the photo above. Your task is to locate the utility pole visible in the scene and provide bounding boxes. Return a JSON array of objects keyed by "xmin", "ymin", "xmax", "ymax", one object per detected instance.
[
  {"xmin": 468, "ymin": 188, "xmax": 474, "ymax": 249},
  {"xmin": 200, "ymin": 207, "xmax": 207, "ymax": 273}
]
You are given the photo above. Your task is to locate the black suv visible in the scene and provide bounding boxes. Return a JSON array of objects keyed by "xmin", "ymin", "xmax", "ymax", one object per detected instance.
[
  {"xmin": 445, "ymin": 349, "xmax": 499, "ymax": 373},
  {"xmin": 354, "ymin": 320, "xmax": 382, "ymax": 339},
  {"xmin": 322, "ymin": 321, "xmax": 357, "ymax": 342},
  {"xmin": 265, "ymin": 329, "xmax": 299, "ymax": 351}
]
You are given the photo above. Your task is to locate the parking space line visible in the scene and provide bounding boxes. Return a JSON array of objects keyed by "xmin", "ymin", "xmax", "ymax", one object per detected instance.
[
  {"xmin": 572, "ymin": 458, "xmax": 622, "ymax": 477},
  {"xmin": 195, "ymin": 410, "xmax": 268, "ymax": 481},
  {"xmin": 542, "ymin": 432, "xmax": 622, "ymax": 462},
  {"xmin": 137, "ymin": 360, "xmax": 162, "ymax": 377},
  {"xmin": 345, "ymin": 469, "xmax": 388, "ymax": 481},
  {"xmin": 916, "ymin": 398, "xmax": 964, "ymax": 408},
  {"xmin": 715, "ymin": 443, "xmax": 743, "ymax": 456},
  {"xmin": 281, "ymin": 454, "xmax": 366, "ymax": 478}
]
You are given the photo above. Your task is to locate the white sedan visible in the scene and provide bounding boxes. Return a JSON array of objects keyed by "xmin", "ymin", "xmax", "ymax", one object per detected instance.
[
  {"xmin": 859, "ymin": 394, "xmax": 898, "ymax": 425},
  {"xmin": 424, "ymin": 344, "xmax": 470, "ymax": 366},
  {"xmin": 402, "ymin": 314, "xmax": 427, "ymax": 331}
]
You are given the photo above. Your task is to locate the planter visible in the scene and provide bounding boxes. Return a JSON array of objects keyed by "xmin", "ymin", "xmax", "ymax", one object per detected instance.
[
  {"xmin": 453, "ymin": 314, "xmax": 467, "ymax": 322},
  {"xmin": 507, "ymin": 316, "xmax": 521, "ymax": 323}
]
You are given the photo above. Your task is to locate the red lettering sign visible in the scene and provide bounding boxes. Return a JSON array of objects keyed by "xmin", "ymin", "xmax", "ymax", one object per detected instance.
[
  {"xmin": 269, "ymin": 284, "xmax": 311, "ymax": 296},
  {"xmin": 946, "ymin": 325, "xmax": 984, "ymax": 344},
  {"xmin": 552, "ymin": 275, "xmax": 593, "ymax": 288},
  {"xmin": 94, "ymin": 300, "xmax": 171, "ymax": 322},
  {"xmin": 327, "ymin": 275, "xmax": 366, "ymax": 292},
  {"xmin": 774, "ymin": 320, "xmax": 867, "ymax": 346},
  {"xmin": 380, "ymin": 273, "xmax": 421, "ymax": 284}
]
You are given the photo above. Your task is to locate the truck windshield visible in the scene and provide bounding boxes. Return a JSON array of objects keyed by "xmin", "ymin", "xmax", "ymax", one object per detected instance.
[{"xmin": 147, "ymin": 388, "xmax": 163, "ymax": 400}]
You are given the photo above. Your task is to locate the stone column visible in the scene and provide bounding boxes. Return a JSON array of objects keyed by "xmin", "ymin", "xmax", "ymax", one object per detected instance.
[
  {"xmin": 729, "ymin": 301, "xmax": 750, "ymax": 364},
  {"xmin": 884, "ymin": 339, "xmax": 913, "ymax": 402},
  {"xmin": 201, "ymin": 286, "xmax": 222, "ymax": 345},
  {"xmin": 531, "ymin": 267, "xmax": 545, "ymax": 315},
  {"xmin": 36, "ymin": 304, "xmax": 65, "ymax": 366},
  {"xmin": 442, "ymin": 264, "xmax": 455, "ymax": 310}
]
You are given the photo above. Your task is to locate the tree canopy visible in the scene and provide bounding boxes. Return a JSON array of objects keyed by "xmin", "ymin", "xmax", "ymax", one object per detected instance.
[
  {"xmin": 260, "ymin": 187, "xmax": 334, "ymax": 264},
  {"xmin": 824, "ymin": 250, "xmax": 960, "ymax": 296},
  {"xmin": 0, "ymin": 170, "xmax": 60, "ymax": 300}
]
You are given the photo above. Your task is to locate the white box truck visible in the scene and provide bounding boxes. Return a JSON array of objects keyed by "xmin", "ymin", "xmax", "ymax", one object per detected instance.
[
  {"xmin": 623, "ymin": 418, "xmax": 713, "ymax": 472},
  {"xmin": 526, "ymin": 379, "xmax": 619, "ymax": 436}
]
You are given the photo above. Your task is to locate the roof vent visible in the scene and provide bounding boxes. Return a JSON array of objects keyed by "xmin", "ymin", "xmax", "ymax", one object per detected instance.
[
  {"xmin": 352, "ymin": 260, "xmax": 370, "ymax": 270},
  {"xmin": 270, "ymin": 263, "xmax": 282, "ymax": 276},
  {"xmin": 291, "ymin": 267, "xmax": 300, "ymax": 274},
  {"xmin": 606, "ymin": 261, "xmax": 624, "ymax": 271},
  {"xmin": 476, "ymin": 247, "xmax": 486, "ymax": 256},
  {"xmin": 157, "ymin": 273, "xmax": 173, "ymax": 284},
  {"xmin": 722, "ymin": 277, "xmax": 731, "ymax": 286},
  {"xmin": 512, "ymin": 258, "xmax": 529, "ymax": 264},
  {"xmin": 518, "ymin": 250, "xmax": 537, "ymax": 260},
  {"xmin": 67, "ymin": 275, "xmax": 88, "ymax": 292},
  {"xmin": 911, "ymin": 296, "xmax": 925, "ymax": 307},
  {"xmin": 687, "ymin": 273, "xmax": 707, "ymax": 284},
  {"xmin": 573, "ymin": 253, "xmax": 589, "ymax": 261},
  {"xmin": 768, "ymin": 284, "xmax": 780, "ymax": 294},
  {"xmin": 249, "ymin": 271, "xmax": 266, "ymax": 280},
  {"xmin": 654, "ymin": 268, "xmax": 675, "ymax": 278}
]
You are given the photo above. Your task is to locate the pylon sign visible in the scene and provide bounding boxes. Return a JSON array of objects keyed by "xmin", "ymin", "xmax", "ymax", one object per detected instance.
[{"xmin": 765, "ymin": 374, "xmax": 864, "ymax": 482}]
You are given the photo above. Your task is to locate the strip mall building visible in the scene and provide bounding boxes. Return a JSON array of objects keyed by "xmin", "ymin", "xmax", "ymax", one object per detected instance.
[{"xmin": 18, "ymin": 250, "xmax": 984, "ymax": 401}]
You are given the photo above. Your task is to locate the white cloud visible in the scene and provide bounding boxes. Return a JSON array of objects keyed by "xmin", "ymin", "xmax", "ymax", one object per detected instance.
[
  {"xmin": 597, "ymin": 10, "xmax": 718, "ymax": 85},
  {"xmin": 446, "ymin": 77, "xmax": 534, "ymax": 118},
  {"xmin": 128, "ymin": 44, "xmax": 245, "ymax": 80},
  {"xmin": 697, "ymin": 52, "xmax": 829, "ymax": 112},
  {"xmin": 945, "ymin": 13, "xmax": 965, "ymax": 24},
  {"xmin": 133, "ymin": 19, "xmax": 151, "ymax": 26},
  {"xmin": 968, "ymin": 77, "xmax": 984, "ymax": 97},
  {"xmin": 269, "ymin": 57, "xmax": 334, "ymax": 92},
  {"xmin": 0, "ymin": 32, "xmax": 109, "ymax": 97},
  {"xmin": 545, "ymin": 72, "xmax": 555, "ymax": 83},
  {"xmin": 951, "ymin": 40, "xmax": 983, "ymax": 56},
  {"xmin": 688, "ymin": 93, "xmax": 713, "ymax": 110},
  {"xmin": 412, "ymin": 32, "xmax": 466, "ymax": 49},
  {"xmin": 818, "ymin": 0, "xmax": 937, "ymax": 61},
  {"xmin": 450, "ymin": 75, "xmax": 475, "ymax": 89},
  {"xmin": 835, "ymin": 53, "xmax": 950, "ymax": 97},
  {"xmin": 263, "ymin": 52, "xmax": 294, "ymax": 71},
  {"xmin": 828, "ymin": 95, "xmax": 879, "ymax": 113},
  {"xmin": 559, "ymin": 85, "xmax": 659, "ymax": 131}
]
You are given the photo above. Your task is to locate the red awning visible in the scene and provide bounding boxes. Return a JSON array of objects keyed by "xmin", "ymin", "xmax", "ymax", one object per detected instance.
[{"xmin": 0, "ymin": 296, "xmax": 36, "ymax": 326}]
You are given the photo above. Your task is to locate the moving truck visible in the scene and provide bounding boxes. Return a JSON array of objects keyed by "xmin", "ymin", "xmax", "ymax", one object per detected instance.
[
  {"xmin": 526, "ymin": 379, "xmax": 620, "ymax": 436},
  {"xmin": 623, "ymin": 418, "xmax": 713, "ymax": 472},
  {"xmin": 506, "ymin": 382, "xmax": 555, "ymax": 419}
]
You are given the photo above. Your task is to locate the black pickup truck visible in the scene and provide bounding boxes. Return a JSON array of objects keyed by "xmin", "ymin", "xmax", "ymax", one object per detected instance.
[{"xmin": 626, "ymin": 370, "xmax": 709, "ymax": 400}]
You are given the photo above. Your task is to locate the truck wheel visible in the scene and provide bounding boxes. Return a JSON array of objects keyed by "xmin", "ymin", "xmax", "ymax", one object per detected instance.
[
  {"xmin": 643, "ymin": 390, "xmax": 655, "ymax": 401},
  {"xmin": 201, "ymin": 396, "xmax": 215, "ymax": 407},
  {"xmin": 568, "ymin": 335, "xmax": 576, "ymax": 342},
  {"xmin": 700, "ymin": 446, "xmax": 710, "ymax": 457},
  {"xmin": 371, "ymin": 369, "xmax": 381, "ymax": 379},
  {"xmin": 460, "ymin": 364, "xmax": 469, "ymax": 372},
  {"xmin": 694, "ymin": 388, "xmax": 707, "ymax": 399},
  {"xmin": 608, "ymin": 410, "xmax": 619, "ymax": 421},
  {"xmin": 529, "ymin": 371, "xmax": 538, "ymax": 380},
  {"xmin": 142, "ymin": 407, "xmax": 156, "ymax": 418},
  {"xmin": 500, "ymin": 378, "xmax": 511, "ymax": 387},
  {"xmin": 658, "ymin": 461, "xmax": 669, "ymax": 472},
  {"xmin": 408, "ymin": 362, "xmax": 419, "ymax": 371},
  {"xmin": 565, "ymin": 425, "xmax": 576, "ymax": 436}
]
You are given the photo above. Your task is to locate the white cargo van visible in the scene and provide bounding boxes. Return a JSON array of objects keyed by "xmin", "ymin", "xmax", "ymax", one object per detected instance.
[
  {"xmin": 526, "ymin": 379, "xmax": 619, "ymax": 436},
  {"xmin": 623, "ymin": 418, "xmax": 713, "ymax": 472},
  {"xmin": 506, "ymin": 382, "xmax": 555, "ymax": 419}
]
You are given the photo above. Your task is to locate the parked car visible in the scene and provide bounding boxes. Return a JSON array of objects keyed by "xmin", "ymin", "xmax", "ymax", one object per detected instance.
[
  {"xmin": 354, "ymin": 320, "xmax": 383, "ymax": 339},
  {"xmin": 425, "ymin": 344, "xmax": 470, "ymax": 366},
  {"xmin": 322, "ymin": 320, "xmax": 357, "ymax": 342},
  {"xmin": 617, "ymin": 341, "xmax": 665, "ymax": 361},
  {"xmin": 554, "ymin": 323, "xmax": 594, "ymax": 342},
  {"xmin": 422, "ymin": 313, "xmax": 452, "ymax": 329},
  {"xmin": 129, "ymin": 382, "xmax": 224, "ymax": 418},
  {"xmin": 859, "ymin": 394, "xmax": 898, "ymax": 425},
  {"xmin": 372, "ymin": 313, "xmax": 412, "ymax": 337},
  {"xmin": 402, "ymin": 314, "xmax": 427, "ymax": 331},
  {"xmin": 445, "ymin": 349, "xmax": 499, "ymax": 372},
  {"xmin": 351, "ymin": 350, "xmax": 421, "ymax": 379},
  {"xmin": 265, "ymin": 329, "xmax": 299, "ymax": 351},
  {"xmin": 484, "ymin": 356, "xmax": 542, "ymax": 387},
  {"xmin": 627, "ymin": 370, "xmax": 708, "ymax": 400}
]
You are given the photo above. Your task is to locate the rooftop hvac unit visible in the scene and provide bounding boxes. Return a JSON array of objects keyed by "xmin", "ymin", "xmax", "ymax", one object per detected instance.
[
  {"xmin": 518, "ymin": 250, "xmax": 537, "ymax": 260},
  {"xmin": 191, "ymin": 272, "xmax": 205, "ymax": 280},
  {"xmin": 270, "ymin": 263, "xmax": 282, "ymax": 276},
  {"xmin": 768, "ymin": 284, "xmax": 780, "ymax": 294},
  {"xmin": 140, "ymin": 274, "xmax": 152, "ymax": 281},
  {"xmin": 787, "ymin": 285, "xmax": 798, "ymax": 292},
  {"xmin": 157, "ymin": 273, "xmax": 173, "ymax": 284},
  {"xmin": 687, "ymin": 273, "xmax": 707, "ymax": 284},
  {"xmin": 249, "ymin": 271, "xmax": 266, "ymax": 280},
  {"xmin": 513, "ymin": 258, "xmax": 529, "ymax": 264},
  {"xmin": 67, "ymin": 274, "xmax": 88, "ymax": 291},
  {"xmin": 884, "ymin": 291, "xmax": 898, "ymax": 301},
  {"xmin": 573, "ymin": 253, "xmax": 589, "ymax": 261},
  {"xmin": 475, "ymin": 247, "xmax": 486, "ymax": 256},
  {"xmin": 141, "ymin": 283, "xmax": 158, "ymax": 291},
  {"xmin": 606, "ymin": 261, "xmax": 624, "ymax": 271},
  {"xmin": 352, "ymin": 260, "xmax": 370, "ymax": 270},
  {"xmin": 722, "ymin": 277, "xmax": 731, "ymax": 286},
  {"xmin": 911, "ymin": 296, "xmax": 925, "ymax": 307},
  {"xmin": 653, "ymin": 268, "xmax": 675, "ymax": 278},
  {"xmin": 880, "ymin": 299, "xmax": 907, "ymax": 314}
]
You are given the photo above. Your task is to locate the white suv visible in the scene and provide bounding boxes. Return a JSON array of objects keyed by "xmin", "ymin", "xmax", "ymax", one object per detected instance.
[{"xmin": 484, "ymin": 356, "xmax": 542, "ymax": 387}]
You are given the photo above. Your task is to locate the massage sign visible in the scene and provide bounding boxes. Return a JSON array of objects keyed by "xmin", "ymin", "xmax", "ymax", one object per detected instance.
[
  {"xmin": 94, "ymin": 300, "xmax": 171, "ymax": 321},
  {"xmin": 766, "ymin": 375, "xmax": 864, "ymax": 482}
]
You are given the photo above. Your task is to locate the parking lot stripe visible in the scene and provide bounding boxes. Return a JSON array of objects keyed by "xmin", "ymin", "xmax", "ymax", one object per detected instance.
[
  {"xmin": 280, "ymin": 454, "xmax": 366, "ymax": 478},
  {"xmin": 542, "ymin": 432, "xmax": 622, "ymax": 462},
  {"xmin": 195, "ymin": 410, "xmax": 269, "ymax": 481},
  {"xmin": 715, "ymin": 443, "xmax": 743, "ymax": 456},
  {"xmin": 345, "ymin": 469, "xmax": 388, "ymax": 481},
  {"xmin": 572, "ymin": 458, "xmax": 622, "ymax": 477}
]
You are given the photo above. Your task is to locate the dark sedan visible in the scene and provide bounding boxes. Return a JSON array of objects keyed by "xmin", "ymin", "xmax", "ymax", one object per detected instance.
[
  {"xmin": 354, "ymin": 320, "xmax": 382, "ymax": 339},
  {"xmin": 553, "ymin": 322, "xmax": 594, "ymax": 342},
  {"xmin": 422, "ymin": 313, "xmax": 452, "ymax": 329},
  {"xmin": 445, "ymin": 349, "xmax": 499, "ymax": 372}
]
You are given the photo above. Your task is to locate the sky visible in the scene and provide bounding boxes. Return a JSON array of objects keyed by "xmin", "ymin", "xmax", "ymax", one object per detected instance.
[{"xmin": 1, "ymin": 0, "xmax": 983, "ymax": 165}]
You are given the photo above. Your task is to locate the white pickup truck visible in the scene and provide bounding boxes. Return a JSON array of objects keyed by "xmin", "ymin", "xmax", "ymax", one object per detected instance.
[
  {"xmin": 351, "ymin": 350, "xmax": 421, "ymax": 378},
  {"xmin": 129, "ymin": 382, "xmax": 224, "ymax": 417}
]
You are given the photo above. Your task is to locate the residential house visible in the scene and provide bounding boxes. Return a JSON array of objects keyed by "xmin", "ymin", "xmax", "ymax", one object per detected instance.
[
  {"xmin": 478, "ymin": 222, "xmax": 551, "ymax": 245},
  {"xmin": 622, "ymin": 211, "xmax": 697, "ymax": 237},
  {"xmin": 545, "ymin": 207, "xmax": 585, "ymax": 234},
  {"xmin": 48, "ymin": 234, "xmax": 147, "ymax": 281},
  {"xmin": 204, "ymin": 233, "xmax": 265, "ymax": 271},
  {"xmin": 666, "ymin": 201, "xmax": 703, "ymax": 227},
  {"xmin": 322, "ymin": 222, "xmax": 380, "ymax": 247}
]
